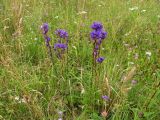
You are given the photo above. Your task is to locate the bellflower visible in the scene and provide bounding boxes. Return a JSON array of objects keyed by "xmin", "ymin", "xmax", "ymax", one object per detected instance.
[
  {"xmin": 55, "ymin": 29, "xmax": 68, "ymax": 39},
  {"xmin": 54, "ymin": 43, "xmax": 67, "ymax": 49},
  {"xmin": 91, "ymin": 22, "xmax": 103, "ymax": 31},
  {"xmin": 44, "ymin": 36, "xmax": 51, "ymax": 47},
  {"xmin": 102, "ymin": 95, "xmax": 109, "ymax": 101},
  {"xmin": 54, "ymin": 29, "xmax": 68, "ymax": 59},
  {"xmin": 101, "ymin": 30, "xmax": 107, "ymax": 39},
  {"xmin": 97, "ymin": 57, "xmax": 105, "ymax": 63},
  {"xmin": 41, "ymin": 23, "xmax": 49, "ymax": 34},
  {"xmin": 40, "ymin": 23, "xmax": 53, "ymax": 59},
  {"xmin": 90, "ymin": 30, "xmax": 102, "ymax": 40},
  {"xmin": 90, "ymin": 30, "xmax": 107, "ymax": 40},
  {"xmin": 90, "ymin": 22, "xmax": 107, "ymax": 64}
]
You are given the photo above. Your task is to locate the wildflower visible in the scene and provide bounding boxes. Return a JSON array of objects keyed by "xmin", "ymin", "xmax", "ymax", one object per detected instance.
[
  {"xmin": 55, "ymin": 29, "xmax": 68, "ymax": 39},
  {"xmin": 91, "ymin": 22, "xmax": 103, "ymax": 30},
  {"xmin": 54, "ymin": 29, "xmax": 68, "ymax": 59},
  {"xmin": 41, "ymin": 23, "xmax": 49, "ymax": 34},
  {"xmin": 90, "ymin": 30, "xmax": 102, "ymax": 40},
  {"xmin": 141, "ymin": 10, "xmax": 146, "ymax": 12},
  {"xmin": 101, "ymin": 30, "xmax": 107, "ymax": 39},
  {"xmin": 15, "ymin": 96, "xmax": 20, "ymax": 101},
  {"xmin": 145, "ymin": 51, "xmax": 151, "ymax": 56},
  {"xmin": 54, "ymin": 43, "xmax": 67, "ymax": 50},
  {"xmin": 90, "ymin": 22, "xmax": 107, "ymax": 65},
  {"xmin": 54, "ymin": 43, "xmax": 67, "ymax": 59},
  {"xmin": 41, "ymin": 23, "xmax": 53, "ymax": 59},
  {"xmin": 102, "ymin": 95, "xmax": 109, "ymax": 101},
  {"xmin": 97, "ymin": 57, "xmax": 105, "ymax": 63},
  {"xmin": 44, "ymin": 36, "xmax": 51, "ymax": 46},
  {"xmin": 90, "ymin": 30, "xmax": 107, "ymax": 41},
  {"xmin": 21, "ymin": 98, "xmax": 27, "ymax": 103}
]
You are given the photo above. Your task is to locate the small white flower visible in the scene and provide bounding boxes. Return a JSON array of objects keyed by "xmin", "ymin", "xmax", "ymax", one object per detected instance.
[
  {"xmin": 98, "ymin": 4, "xmax": 102, "ymax": 7},
  {"xmin": 15, "ymin": 96, "xmax": 20, "ymax": 101},
  {"xmin": 129, "ymin": 6, "xmax": 138, "ymax": 11},
  {"xmin": 21, "ymin": 98, "xmax": 26, "ymax": 103},
  {"xmin": 34, "ymin": 38, "xmax": 38, "ymax": 40},
  {"xmin": 146, "ymin": 51, "xmax": 151, "ymax": 56},
  {"xmin": 141, "ymin": 9, "xmax": 146, "ymax": 12}
]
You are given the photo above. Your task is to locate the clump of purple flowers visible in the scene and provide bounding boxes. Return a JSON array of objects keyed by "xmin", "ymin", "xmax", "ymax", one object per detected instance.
[
  {"xmin": 40, "ymin": 23, "xmax": 69, "ymax": 60},
  {"xmin": 90, "ymin": 22, "xmax": 107, "ymax": 64},
  {"xmin": 55, "ymin": 29, "xmax": 68, "ymax": 40},
  {"xmin": 41, "ymin": 23, "xmax": 52, "ymax": 58},
  {"xmin": 54, "ymin": 29, "xmax": 68, "ymax": 59}
]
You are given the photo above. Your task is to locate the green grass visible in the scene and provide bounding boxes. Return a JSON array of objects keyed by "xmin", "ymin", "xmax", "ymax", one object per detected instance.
[{"xmin": 0, "ymin": 0, "xmax": 160, "ymax": 119}]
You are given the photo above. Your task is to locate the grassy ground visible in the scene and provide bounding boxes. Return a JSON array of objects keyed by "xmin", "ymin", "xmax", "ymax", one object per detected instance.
[{"xmin": 0, "ymin": 0, "xmax": 160, "ymax": 119}]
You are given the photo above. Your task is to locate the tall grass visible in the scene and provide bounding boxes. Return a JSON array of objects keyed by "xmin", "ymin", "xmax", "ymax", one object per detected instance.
[{"xmin": 0, "ymin": 0, "xmax": 160, "ymax": 119}]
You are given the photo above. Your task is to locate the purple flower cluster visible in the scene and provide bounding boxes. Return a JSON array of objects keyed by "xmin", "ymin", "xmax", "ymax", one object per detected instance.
[
  {"xmin": 41, "ymin": 23, "xmax": 51, "ymax": 47},
  {"xmin": 55, "ymin": 29, "xmax": 68, "ymax": 39},
  {"xmin": 54, "ymin": 29, "xmax": 68, "ymax": 59},
  {"xmin": 90, "ymin": 22, "xmax": 107, "ymax": 63},
  {"xmin": 44, "ymin": 36, "xmax": 51, "ymax": 47},
  {"xmin": 54, "ymin": 43, "xmax": 67, "ymax": 49},
  {"xmin": 40, "ymin": 23, "xmax": 68, "ymax": 59},
  {"xmin": 91, "ymin": 22, "xmax": 103, "ymax": 30},
  {"xmin": 41, "ymin": 23, "xmax": 53, "ymax": 59},
  {"xmin": 41, "ymin": 23, "xmax": 49, "ymax": 34},
  {"xmin": 90, "ymin": 22, "xmax": 107, "ymax": 41}
]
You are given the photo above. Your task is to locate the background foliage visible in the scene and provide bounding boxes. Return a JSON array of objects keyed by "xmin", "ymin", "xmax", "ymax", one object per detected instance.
[{"xmin": 0, "ymin": 0, "xmax": 160, "ymax": 119}]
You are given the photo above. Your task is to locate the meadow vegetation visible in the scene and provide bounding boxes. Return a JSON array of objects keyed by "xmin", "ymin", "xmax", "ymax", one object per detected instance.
[{"xmin": 0, "ymin": 0, "xmax": 160, "ymax": 119}]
